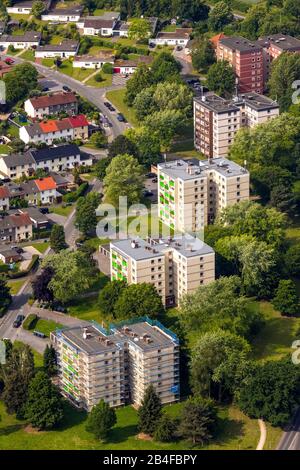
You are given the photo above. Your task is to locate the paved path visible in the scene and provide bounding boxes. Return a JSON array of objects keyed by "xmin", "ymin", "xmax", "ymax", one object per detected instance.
[
  {"xmin": 277, "ymin": 408, "xmax": 300, "ymax": 450},
  {"xmin": 256, "ymin": 419, "xmax": 267, "ymax": 450}
]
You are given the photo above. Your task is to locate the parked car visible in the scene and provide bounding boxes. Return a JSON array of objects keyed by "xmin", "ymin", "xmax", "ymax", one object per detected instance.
[
  {"xmin": 15, "ymin": 247, "xmax": 24, "ymax": 254},
  {"xmin": 33, "ymin": 331, "xmax": 46, "ymax": 338},
  {"xmin": 13, "ymin": 314, "xmax": 25, "ymax": 328},
  {"xmin": 152, "ymin": 177, "xmax": 158, "ymax": 183},
  {"xmin": 143, "ymin": 189, "xmax": 154, "ymax": 197},
  {"xmin": 62, "ymin": 85, "xmax": 71, "ymax": 92},
  {"xmin": 145, "ymin": 172, "xmax": 156, "ymax": 178},
  {"xmin": 42, "ymin": 86, "xmax": 49, "ymax": 92},
  {"xmin": 117, "ymin": 113, "xmax": 126, "ymax": 122},
  {"xmin": 39, "ymin": 207, "xmax": 49, "ymax": 214},
  {"xmin": 104, "ymin": 101, "xmax": 110, "ymax": 108},
  {"xmin": 5, "ymin": 57, "xmax": 14, "ymax": 64}
]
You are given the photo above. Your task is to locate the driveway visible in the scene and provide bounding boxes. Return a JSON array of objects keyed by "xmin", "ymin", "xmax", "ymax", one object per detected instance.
[{"xmin": 47, "ymin": 212, "xmax": 66, "ymax": 225}]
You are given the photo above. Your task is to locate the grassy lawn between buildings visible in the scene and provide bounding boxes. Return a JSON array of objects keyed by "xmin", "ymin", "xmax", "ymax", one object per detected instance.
[{"xmin": 106, "ymin": 88, "xmax": 139, "ymax": 127}]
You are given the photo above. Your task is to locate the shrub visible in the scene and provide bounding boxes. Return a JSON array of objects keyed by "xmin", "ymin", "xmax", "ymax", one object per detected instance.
[
  {"xmin": 23, "ymin": 313, "xmax": 38, "ymax": 330},
  {"xmin": 8, "ymin": 254, "xmax": 39, "ymax": 279},
  {"xmin": 102, "ymin": 62, "xmax": 113, "ymax": 74}
]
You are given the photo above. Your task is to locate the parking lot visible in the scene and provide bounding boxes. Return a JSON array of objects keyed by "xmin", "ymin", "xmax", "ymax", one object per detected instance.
[{"xmin": 143, "ymin": 174, "xmax": 158, "ymax": 204}]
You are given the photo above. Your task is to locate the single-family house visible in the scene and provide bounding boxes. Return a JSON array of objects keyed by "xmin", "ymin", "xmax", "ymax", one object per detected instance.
[
  {"xmin": 0, "ymin": 31, "xmax": 42, "ymax": 50},
  {"xmin": 18, "ymin": 207, "xmax": 50, "ymax": 230},
  {"xmin": 149, "ymin": 28, "xmax": 192, "ymax": 47},
  {"xmin": 41, "ymin": 6, "xmax": 83, "ymax": 22},
  {"xmin": 24, "ymin": 92, "xmax": 78, "ymax": 119},
  {"xmin": 35, "ymin": 40, "xmax": 79, "ymax": 58},
  {"xmin": 0, "ymin": 247, "xmax": 22, "ymax": 264},
  {"xmin": 113, "ymin": 55, "xmax": 153, "ymax": 74},
  {"xmin": 19, "ymin": 115, "xmax": 89, "ymax": 145},
  {"xmin": 0, "ymin": 153, "xmax": 36, "ymax": 180},
  {"xmin": 73, "ymin": 51, "xmax": 115, "ymax": 69},
  {"xmin": 0, "ymin": 212, "xmax": 32, "ymax": 242},
  {"xmin": 0, "ymin": 185, "xmax": 9, "ymax": 211},
  {"xmin": 34, "ymin": 176, "xmax": 57, "ymax": 204},
  {"xmin": 7, "ymin": 0, "xmax": 51, "ymax": 15}
]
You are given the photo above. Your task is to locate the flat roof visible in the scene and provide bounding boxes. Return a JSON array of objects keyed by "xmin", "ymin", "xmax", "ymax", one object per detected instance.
[
  {"xmin": 235, "ymin": 92, "xmax": 279, "ymax": 111},
  {"xmin": 219, "ymin": 36, "xmax": 262, "ymax": 52},
  {"xmin": 113, "ymin": 321, "xmax": 177, "ymax": 351},
  {"xmin": 256, "ymin": 34, "xmax": 300, "ymax": 51},
  {"xmin": 158, "ymin": 157, "xmax": 248, "ymax": 180},
  {"xmin": 111, "ymin": 235, "xmax": 214, "ymax": 260},
  {"xmin": 194, "ymin": 94, "xmax": 239, "ymax": 114},
  {"xmin": 58, "ymin": 325, "xmax": 120, "ymax": 355}
]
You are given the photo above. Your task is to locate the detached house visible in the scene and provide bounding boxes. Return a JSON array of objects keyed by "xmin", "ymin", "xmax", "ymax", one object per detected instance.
[
  {"xmin": 149, "ymin": 28, "xmax": 192, "ymax": 47},
  {"xmin": 35, "ymin": 40, "xmax": 79, "ymax": 58},
  {"xmin": 0, "ymin": 212, "xmax": 32, "ymax": 242},
  {"xmin": 0, "ymin": 31, "xmax": 41, "ymax": 49},
  {"xmin": 41, "ymin": 6, "xmax": 83, "ymax": 22},
  {"xmin": 24, "ymin": 92, "xmax": 78, "ymax": 119},
  {"xmin": 73, "ymin": 51, "xmax": 114, "ymax": 69},
  {"xmin": 19, "ymin": 115, "xmax": 89, "ymax": 145},
  {"xmin": 7, "ymin": 0, "xmax": 51, "ymax": 15},
  {"xmin": 113, "ymin": 55, "xmax": 153, "ymax": 74},
  {"xmin": 77, "ymin": 12, "xmax": 120, "ymax": 36}
]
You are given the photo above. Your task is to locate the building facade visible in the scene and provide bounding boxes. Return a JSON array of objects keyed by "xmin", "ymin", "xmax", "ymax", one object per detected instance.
[
  {"xmin": 24, "ymin": 92, "xmax": 78, "ymax": 119},
  {"xmin": 158, "ymin": 157, "xmax": 249, "ymax": 229},
  {"xmin": 50, "ymin": 318, "xmax": 180, "ymax": 410},
  {"xmin": 256, "ymin": 34, "xmax": 300, "ymax": 80},
  {"xmin": 109, "ymin": 236, "xmax": 215, "ymax": 307},
  {"xmin": 194, "ymin": 92, "xmax": 279, "ymax": 158},
  {"xmin": 217, "ymin": 36, "xmax": 264, "ymax": 94}
]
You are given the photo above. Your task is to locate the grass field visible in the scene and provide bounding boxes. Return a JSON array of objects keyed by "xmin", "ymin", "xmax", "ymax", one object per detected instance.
[
  {"xmin": 33, "ymin": 318, "xmax": 63, "ymax": 337},
  {"xmin": 7, "ymin": 279, "xmax": 26, "ymax": 295},
  {"xmin": 51, "ymin": 204, "xmax": 74, "ymax": 217},
  {"xmin": 0, "ymin": 399, "xmax": 268, "ymax": 450},
  {"xmin": 0, "ymin": 144, "xmax": 11, "ymax": 154},
  {"xmin": 28, "ymin": 242, "xmax": 49, "ymax": 254},
  {"xmin": 19, "ymin": 49, "xmax": 35, "ymax": 62},
  {"xmin": 106, "ymin": 88, "xmax": 139, "ymax": 126},
  {"xmin": 86, "ymin": 71, "xmax": 113, "ymax": 88}
]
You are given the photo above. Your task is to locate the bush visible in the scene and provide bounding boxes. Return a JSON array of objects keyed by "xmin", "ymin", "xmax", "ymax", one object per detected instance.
[
  {"xmin": 154, "ymin": 415, "xmax": 177, "ymax": 442},
  {"xmin": 102, "ymin": 63, "xmax": 113, "ymax": 74},
  {"xmin": 94, "ymin": 72, "xmax": 104, "ymax": 83},
  {"xmin": 23, "ymin": 313, "xmax": 38, "ymax": 330},
  {"xmin": 8, "ymin": 254, "xmax": 39, "ymax": 279},
  {"xmin": 63, "ymin": 182, "xmax": 88, "ymax": 203},
  {"xmin": 32, "ymin": 229, "xmax": 51, "ymax": 240}
]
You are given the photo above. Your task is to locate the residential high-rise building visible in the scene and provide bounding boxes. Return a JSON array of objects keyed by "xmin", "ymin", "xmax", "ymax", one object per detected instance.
[
  {"xmin": 109, "ymin": 235, "xmax": 215, "ymax": 307},
  {"xmin": 194, "ymin": 92, "xmax": 279, "ymax": 158},
  {"xmin": 158, "ymin": 157, "xmax": 249, "ymax": 229},
  {"xmin": 217, "ymin": 36, "xmax": 264, "ymax": 94},
  {"xmin": 50, "ymin": 318, "xmax": 180, "ymax": 410},
  {"xmin": 256, "ymin": 34, "xmax": 300, "ymax": 80}
]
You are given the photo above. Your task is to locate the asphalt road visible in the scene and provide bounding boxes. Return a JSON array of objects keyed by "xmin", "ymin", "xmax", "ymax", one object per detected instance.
[
  {"xmin": 277, "ymin": 409, "xmax": 300, "ymax": 450},
  {"xmin": 3, "ymin": 53, "xmax": 128, "ymax": 139}
]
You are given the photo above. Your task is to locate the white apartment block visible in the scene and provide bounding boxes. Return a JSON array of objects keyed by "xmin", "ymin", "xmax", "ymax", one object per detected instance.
[
  {"xmin": 158, "ymin": 157, "xmax": 249, "ymax": 229},
  {"xmin": 194, "ymin": 92, "xmax": 279, "ymax": 158},
  {"xmin": 109, "ymin": 235, "xmax": 215, "ymax": 307},
  {"xmin": 51, "ymin": 319, "xmax": 180, "ymax": 410}
]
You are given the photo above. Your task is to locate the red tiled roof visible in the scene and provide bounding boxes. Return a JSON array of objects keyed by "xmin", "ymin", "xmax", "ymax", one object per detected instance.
[
  {"xmin": 68, "ymin": 114, "xmax": 89, "ymax": 128},
  {"xmin": 39, "ymin": 120, "xmax": 59, "ymax": 133},
  {"xmin": 0, "ymin": 186, "xmax": 10, "ymax": 198},
  {"xmin": 9, "ymin": 212, "xmax": 32, "ymax": 227},
  {"xmin": 29, "ymin": 92, "xmax": 77, "ymax": 109},
  {"xmin": 34, "ymin": 176, "xmax": 57, "ymax": 191},
  {"xmin": 210, "ymin": 33, "xmax": 226, "ymax": 48}
]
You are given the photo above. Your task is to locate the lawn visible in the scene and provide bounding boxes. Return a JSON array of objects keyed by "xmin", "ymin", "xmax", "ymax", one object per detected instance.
[
  {"xmin": 286, "ymin": 222, "xmax": 300, "ymax": 246},
  {"xmin": 67, "ymin": 294, "xmax": 104, "ymax": 322},
  {"xmin": 83, "ymin": 237, "xmax": 110, "ymax": 250},
  {"xmin": 106, "ymin": 88, "xmax": 139, "ymax": 126},
  {"xmin": 51, "ymin": 204, "xmax": 74, "ymax": 217},
  {"xmin": 41, "ymin": 58, "xmax": 55, "ymax": 68},
  {"xmin": 0, "ymin": 400, "xmax": 267, "ymax": 450},
  {"xmin": 86, "ymin": 71, "xmax": 113, "ymax": 88},
  {"xmin": 7, "ymin": 124, "xmax": 19, "ymax": 138},
  {"xmin": 0, "ymin": 144, "xmax": 11, "ymax": 154},
  {"xmin": 33, "ymin": 318, "xmax": 63, "ymax": 338},
  {"xmin": 29, "ymin": 242, "xmax": 50, "ymax": 254},
  {"xmin": 7, "ymin": 279, "xmax": 26, "ymax": 295},
  {"xmin": 19, "ymin": 49, "xmax": 35, "ymax": 62},
  {"xmin": 250, "ymin": 300, "xmax": 300, "ymax": 362}
]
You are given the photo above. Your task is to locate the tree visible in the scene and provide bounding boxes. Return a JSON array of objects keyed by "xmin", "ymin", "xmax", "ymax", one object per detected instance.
[
  {"xmin": 151, "ymin": 51, "xmax": 181, "ymax": 83},
  {"xmin": 86, "ymin": 399, "xmax": 117, "ymax": 441},
  {"xmin": 104, "ymin": 154, "xmax": 144, "ymax": 206},
  {"xmin": 50, "ymin": 224, "xmax": 66, "ymax": 252},
  {"xmin": 179, "ymin": 397, "xmax": 217, "ymax": 445},
  {"xmin": 102, "ymin": 62, "xmax": 114, "ymax": 74},
  {"xmin": 133, "ymin": 87, "xmax": 157, "ymax": 121},
  {"xmin": 251, "ymin": 165, "xmax": 293, "ymax": 203},
  {"xmin": 128, "ymin": 18, "xmax": 151, "ymax": 41},
  {"xmin": 31, "ymin": 0, "xmax": 45, "ymax": 18},
  {"xmin": 269, "ymin": 53, "xmax": 300, "ymax": 110},
  {"xmin": 284, "ymin": 244, "xmax": 300, "ymax": 277},
  {"xmin": 98, "ymin": 280, "xmax": 127, "ymax": 317},
  {"xmin": 9, "ymin": 138, "xmax": 25, "ymax": 153},
  {"xmin": 272, "ymin": 279, "xmax": 299, "ymax": 316},
  {"xmin": 284, "ymin": 0, "xmax": 300, "ymax": 18},
  {"xmin": 94, "ymin": 157, "xmax": 112, "ymax": 180},
  {"xmin": 191, "ymin": 37, "xmax": 216, "ymax": 72},
  {"xmin": 42, "ymin": 250, "xmax": 97, "ymax": 303},
  {"xmin": 108, "ymin": 135, "xmax": 139, "ymax": 159},
  {"xmin": 43, "ymin": 344, "xmax": 57, "ymax": 376},
  {"xmin": 191, "ymin": 330, "xmax": 251, "ymax": 401},
  {"xmin": 2, "ymin": 343, "xmax": 34, "ymax": 418},
  {"xmin": 114, "ymin": 283, "xmax": 164, "ymax": 319},
  {"xmin": 238, "ymin": 359, "xmax": 300, "ymax": 426},
  {"xmin": 0, "ymin": 278, "xmax": 11, "ymax": 315},
  {"xmin": 269, "ymin": 184, "xmax": 297, "ymax": 216},
  {"xmin": 4, "ymin": 62, "xmax": 38, "ymax": 106},
  {"xmin": 208, "ymin": 1, "xmax": 234, "ymax": 31},
  {"xmin": 240, "ymin": 3, "xmax": 268, "ymax": 40},
  {"xmin": 154, "ymin": 414, "xmax": 177, "ymax": 442},
  {"xmin": 144, "ymin": 109, "xmax": 182, "ymax": 150},
  {"xmin": 75, "ymin": 198, "xmax": 98, "ymax": 237},
  {"xmin": 89, "ymin": 131, "xmax": 107, "ymax": 148},
  {"xmin": 25, "ymin": 371, "xmax": 63, "ymax": 430},
  {"xmin": 180, "ymin": 276, "xmax": 262, "ymax": 338},
  {"xmin": 32, "ymin": 267, "xmax": 54, "ymax": 303},
  {"xmin": 207, "ymin": 61, "xmax": 235, "ymax": 97},
  {"xmin": 172, "ymin": 0, "xmax": 210, "ymax": 22},
  {"xmin": 125, "ymin": 63, "xmax": 154, "ymax": 106},
  {"xmin": 125, "ymin": 127, "xmax": 161, "ymax": 167},
  {"xmin": 217, "ymin": 201, "xmax": 287, "ymax": 249},
  {"xmin": 153, "ymin": 81, "xmax": 193, "ymax": 119},
  {"xmin": 138, "ymin": 384, "xmax": 162, "ymax": 436}
]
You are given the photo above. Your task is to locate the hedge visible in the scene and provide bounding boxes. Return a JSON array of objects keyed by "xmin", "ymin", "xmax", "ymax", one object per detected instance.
[
  {"xmin": 23, "ymin": 313, "xmax": 38, "ymax": 331},
  {"xmin": 7, "ymin": 254, "xmax": 39, "ymax": 279},
  {"xmin": 32, "ymin": 229, "xmax": 51, "ymax": 240},
  {"xmin": 0, "ymin": 264, "xmax": 9, "ymax": 273},
  {"xmin": 63, "ymin": 182, "xmax": 89, "ymax": 203}
]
